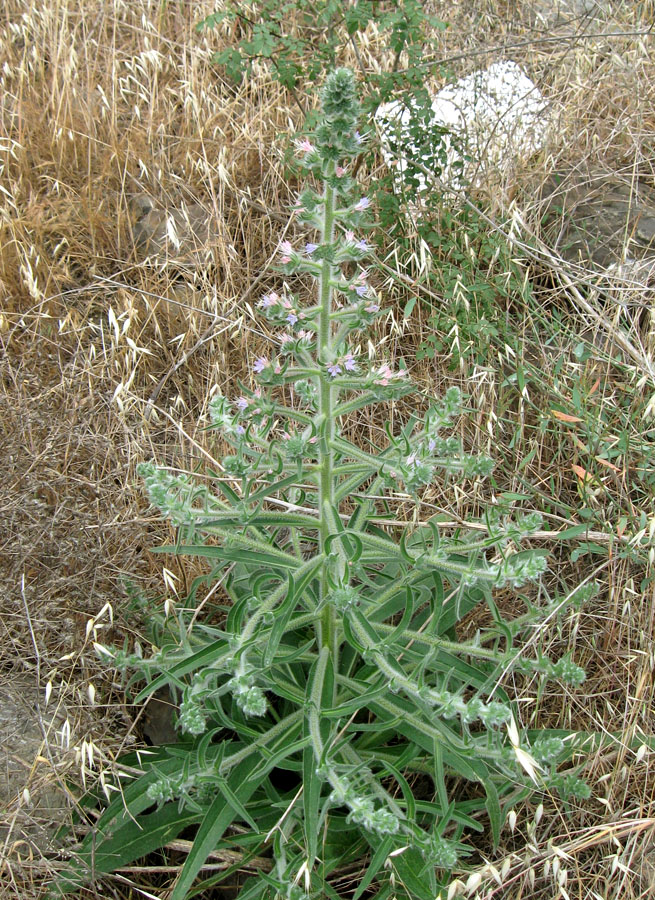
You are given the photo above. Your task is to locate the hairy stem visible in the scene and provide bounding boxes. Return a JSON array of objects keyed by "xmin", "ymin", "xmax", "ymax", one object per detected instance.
[{"xmin": 317, "ymin": 163, "xmax": 339, "ymax": 675}]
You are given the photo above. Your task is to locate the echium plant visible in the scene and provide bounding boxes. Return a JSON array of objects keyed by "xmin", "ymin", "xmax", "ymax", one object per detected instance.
[{"xmin": 55, "ymin": 70, "xmax": 592, "ymax": 900}]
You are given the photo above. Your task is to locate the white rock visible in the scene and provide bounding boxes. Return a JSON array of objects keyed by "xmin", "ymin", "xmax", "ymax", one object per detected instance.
[{"xmin": 375, "ymin": 60, "xmax": 550, "ymax": 196}]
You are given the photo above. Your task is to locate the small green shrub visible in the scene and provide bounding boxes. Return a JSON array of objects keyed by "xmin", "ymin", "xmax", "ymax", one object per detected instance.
[
  {"xmin": 54, "ymin": 70, "xmax": 591, "ymax": 900},
  {"xmin": 198, "ymin": 0, "xmax": 447, "ymax": 99}
]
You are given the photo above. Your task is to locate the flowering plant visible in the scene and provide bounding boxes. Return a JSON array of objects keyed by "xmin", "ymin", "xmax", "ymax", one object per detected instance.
[{"xmin": 55, "ymin": 70, "xmax": 591, "ymax": 900}]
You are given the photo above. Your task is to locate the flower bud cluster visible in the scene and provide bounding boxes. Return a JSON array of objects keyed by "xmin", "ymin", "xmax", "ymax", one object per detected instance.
[
  {"xmin": 147, "ymin": 771, "xmax": 193, "ymax": 807},
  {"xmin": 178, "ymin": 675, "xmax": 211, "ymax": 736},
  {"xmin": 548, "ymin": 772, "xmax": 591, "ymax": 800},
  {"xmin": 485, "ymin": 507, "xmax": 543, "ymax": 547},
  {"xmin": 315, "ymin": 67, "xmax": 362, "ymax": 160},
  {"xmin": 378, "ymin": 436, "xmax": 494, "ymax": 498},
  {"xmin": 328, "ymin": 584, "xmax": 363, "ymax": 610},
  {"xmin": 551, "ymin": 657, "xmax": 586, "ymax": 686},
  {"xmin": 493, "ymin": 552, "xmax": 548, "ymax": 589},
  {"xmin": 282, "ymin": 429, "xmax": 318, "ymax": 463},
  {"xmin": 422, "ymin": 688, "xmax": 511, "ymax": 728},
  {"xmin": 146, "ymin": 768, "xmax": 216, "ymax": 811},
  {"xmin": 417, "ymin": 833, "xmax": 460, "ymax": 869},
  {"xmin": 227, "ymin": 671, "xmax": 268, "ymax": 717},
  {"xmin": 138, "ymin": 461, "xmax": 209, "ymax": 527},
  {"xmin": 328, "ymin": 777, "xmax": 400, "ymax": 836},
  {"xmin": 517, "ymin": 654, "xmax": 586, "ymax": 686},
  {"xmin": 292, "ymin": 379, "xmax": 318, "ymax": 409},
  {"xmin": 209, "ymin": 388, "xmax": 277, "ymax": 445},
  {"xmin": 425, "ymin": 387, "xmax": 463, "ymax": 432},
  {"xmin": 176, "ymin": 657, "xmax": 268, "ymax": 734},
  {"xmin": 259, "ymin": 290, "xmax": 317, "ymax": 332},
  {"xmin": 531, "ymin": 735, "xmax": 565, "ymax": 765}
]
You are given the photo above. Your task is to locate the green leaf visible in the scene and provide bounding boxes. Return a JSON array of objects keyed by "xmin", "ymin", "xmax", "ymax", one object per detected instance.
[
  {"xmin": 196, "ymin": 10, "xmax": 230, "ymax": 31},
  {"xmin": 484, "ymin": 778, "xmax": 503, "ymax": 850},
  {"xmin": 321, "ymin": 679, "xmax": 388, "ymax": 717},
  {"xmin": 263, "ymin": 574, "xmax": 301, "ymax": 666},
  {"xmin": 161, "ymin": 543, "xmax": 301, "ymax": 570},
  {"xmin": 242, "ymin": 23, "xmax": 278, "ymax": 58},
  {"xmin": 403, "ymin": 295, "xmax": 417, "ymax": 320},
  {"xmin": 202, "ymin": 511, "xmax": 319, "ymax": 529},
  {"xmin": 555, "ymin": 523, "xmax": 591, "ymax": 540},
  {"xmin": 213, "ymin": 47, "xmax": 244, "ymax": 83},
  {"xmin": 391, "ymin": 845, "xmax": 436, "ymax": 900},
  {"xmin": 352, "ymin": 834, "xmax": 394, "ymax": 900},
  {"xmin": 251, "ymin": 732, "xmax": 309, "ymax": 780},
  {"xmin": 303, "ymin": 741, "xmax": 323, "ymax": 869},
  {"xmin": 246, "ymin": 472, "xmax": 307, "ymax": 504},
  {"xmin": 55, "ymin": 803, "xmax": 200, "ymax": 895},
  {"xmin": 432, "ymin": 740, "xmax": 448, "ymax": 812},
  {"xmin": 215, "ymin": 775, "xmax": 260, "ymax": 831},
  {"xmin": 134, "ymin": 638, "xmax": 230, "ymax": 703},
  {"xmin": 308, "ymin": 647, "xmax": 335, "ymax": 728},
  {"xmin": 169, "ymin": 755, "xmax": 263, "ymax": 900},
  {"xmin": 571, "ymin": 542, "xmax": 607, "ymax": 560}
]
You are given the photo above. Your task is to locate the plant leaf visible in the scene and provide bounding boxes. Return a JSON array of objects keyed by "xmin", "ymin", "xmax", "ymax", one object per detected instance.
[
  {"xmin": 169, "ymin": 754, "xmax": 263, "ymax": 900},
  {"xmin": 55, "ymin": 803, "xmax": 200, "ymax": 895}
]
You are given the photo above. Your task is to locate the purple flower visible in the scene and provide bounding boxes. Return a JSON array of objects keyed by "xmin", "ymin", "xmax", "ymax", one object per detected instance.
[
  {"xmin": 342, "ymin": 353, "xmax": 357, "ymax": 372},
  {"xmin": 296, "ymin": 138, "xmax": 315, "ymax": 154},
  {"xmin": 279, "ymin": 332, "xmax": 293, "ymax": 345},
  {"xmin": 428, "ymin": 439, "xmax": 437, "ymax": 453},
  {"xmin": 374, "ymin": 363, "xmax": 394, "ymax": 386},
  {"xmin": 236, "ymin": 396, "xmax": 249, "ymax": 411},
  {"xmin": 365, "ymin": 303, "xmax": 380, "ymax": 313},
  {"xmin": 235, "ymin": 424, "xmax": 246, "ymax": 436},
  {"xmin": 355, "ymin": 283, "xmax": 368, "ymax": 297},
  {"xmin": 327, "ymin": 363, "xmax": 342, "ymax": 377},
  {"xmin": 354, "ymin": 197, "xmax": 370, "ymax": 211},
  {"xmin": 287, "ymin": 312, "xmax": 298, "ymax": 325},
  {"xmin": 344, "ymin": 230, "xmax": 369, "ymax": 253},
  {"xmin": 354, "ymin": 131, "xmax": 363, "ymax": 144},
  {"xmin": 279, "ymin": 240, "xmax": 294, "ymax": 264},
  {"xmin": 253, "ymin": 357, "xmax": 268, "ymax": 373},
  {"xmin": 305, "ymin": 243, "xmax": 318, "ymax": 256},
  {"xmin": 260, "ymin": 292, "xmax": 278, "ymax": 308}
]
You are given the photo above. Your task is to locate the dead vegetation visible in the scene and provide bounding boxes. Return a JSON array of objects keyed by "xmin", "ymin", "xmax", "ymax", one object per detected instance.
[{"xmin": 1, "ymin": 0, "xmax": 654, "ymax": 897}]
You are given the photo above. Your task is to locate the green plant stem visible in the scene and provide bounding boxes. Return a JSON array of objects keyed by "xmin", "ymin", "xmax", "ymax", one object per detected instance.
[
  {"xmin": 317, "ymin": 164, "xmax": 339, "ymax": 674},
  {"xmin": 219, "ymin": 710, "xmax": 305, "ymax": 773},
  {"xmin": 338, "ymin": 674, "xmax": 470, "ymax": 752},
  {"xmin": 372, "ymin": 622, "xmax": 514, "ymax": 665}
]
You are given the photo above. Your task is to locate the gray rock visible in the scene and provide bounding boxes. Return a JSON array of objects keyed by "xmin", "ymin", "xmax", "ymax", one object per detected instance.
[
  {"xmin": 376, "ymin": 61, "xmax": 550, "ymax": 196},
  {"xmin": 0, "ymin": 678, "xmax": 70, "ymax": 855},
  {"xmin": 538, "ymin": 172, "xmax": 655, "ymax": 271}
]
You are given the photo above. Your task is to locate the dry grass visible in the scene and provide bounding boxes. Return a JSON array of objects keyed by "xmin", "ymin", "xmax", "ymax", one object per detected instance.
[{"xmin": 1, "ymin": 0, "xmax": 654, "ymax": 897}]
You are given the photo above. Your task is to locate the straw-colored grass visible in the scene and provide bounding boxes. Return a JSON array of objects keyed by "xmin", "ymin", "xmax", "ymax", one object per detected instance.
[{"xmin": 1, "ymin": 0, "xmax": 654, "ymax": 897}]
